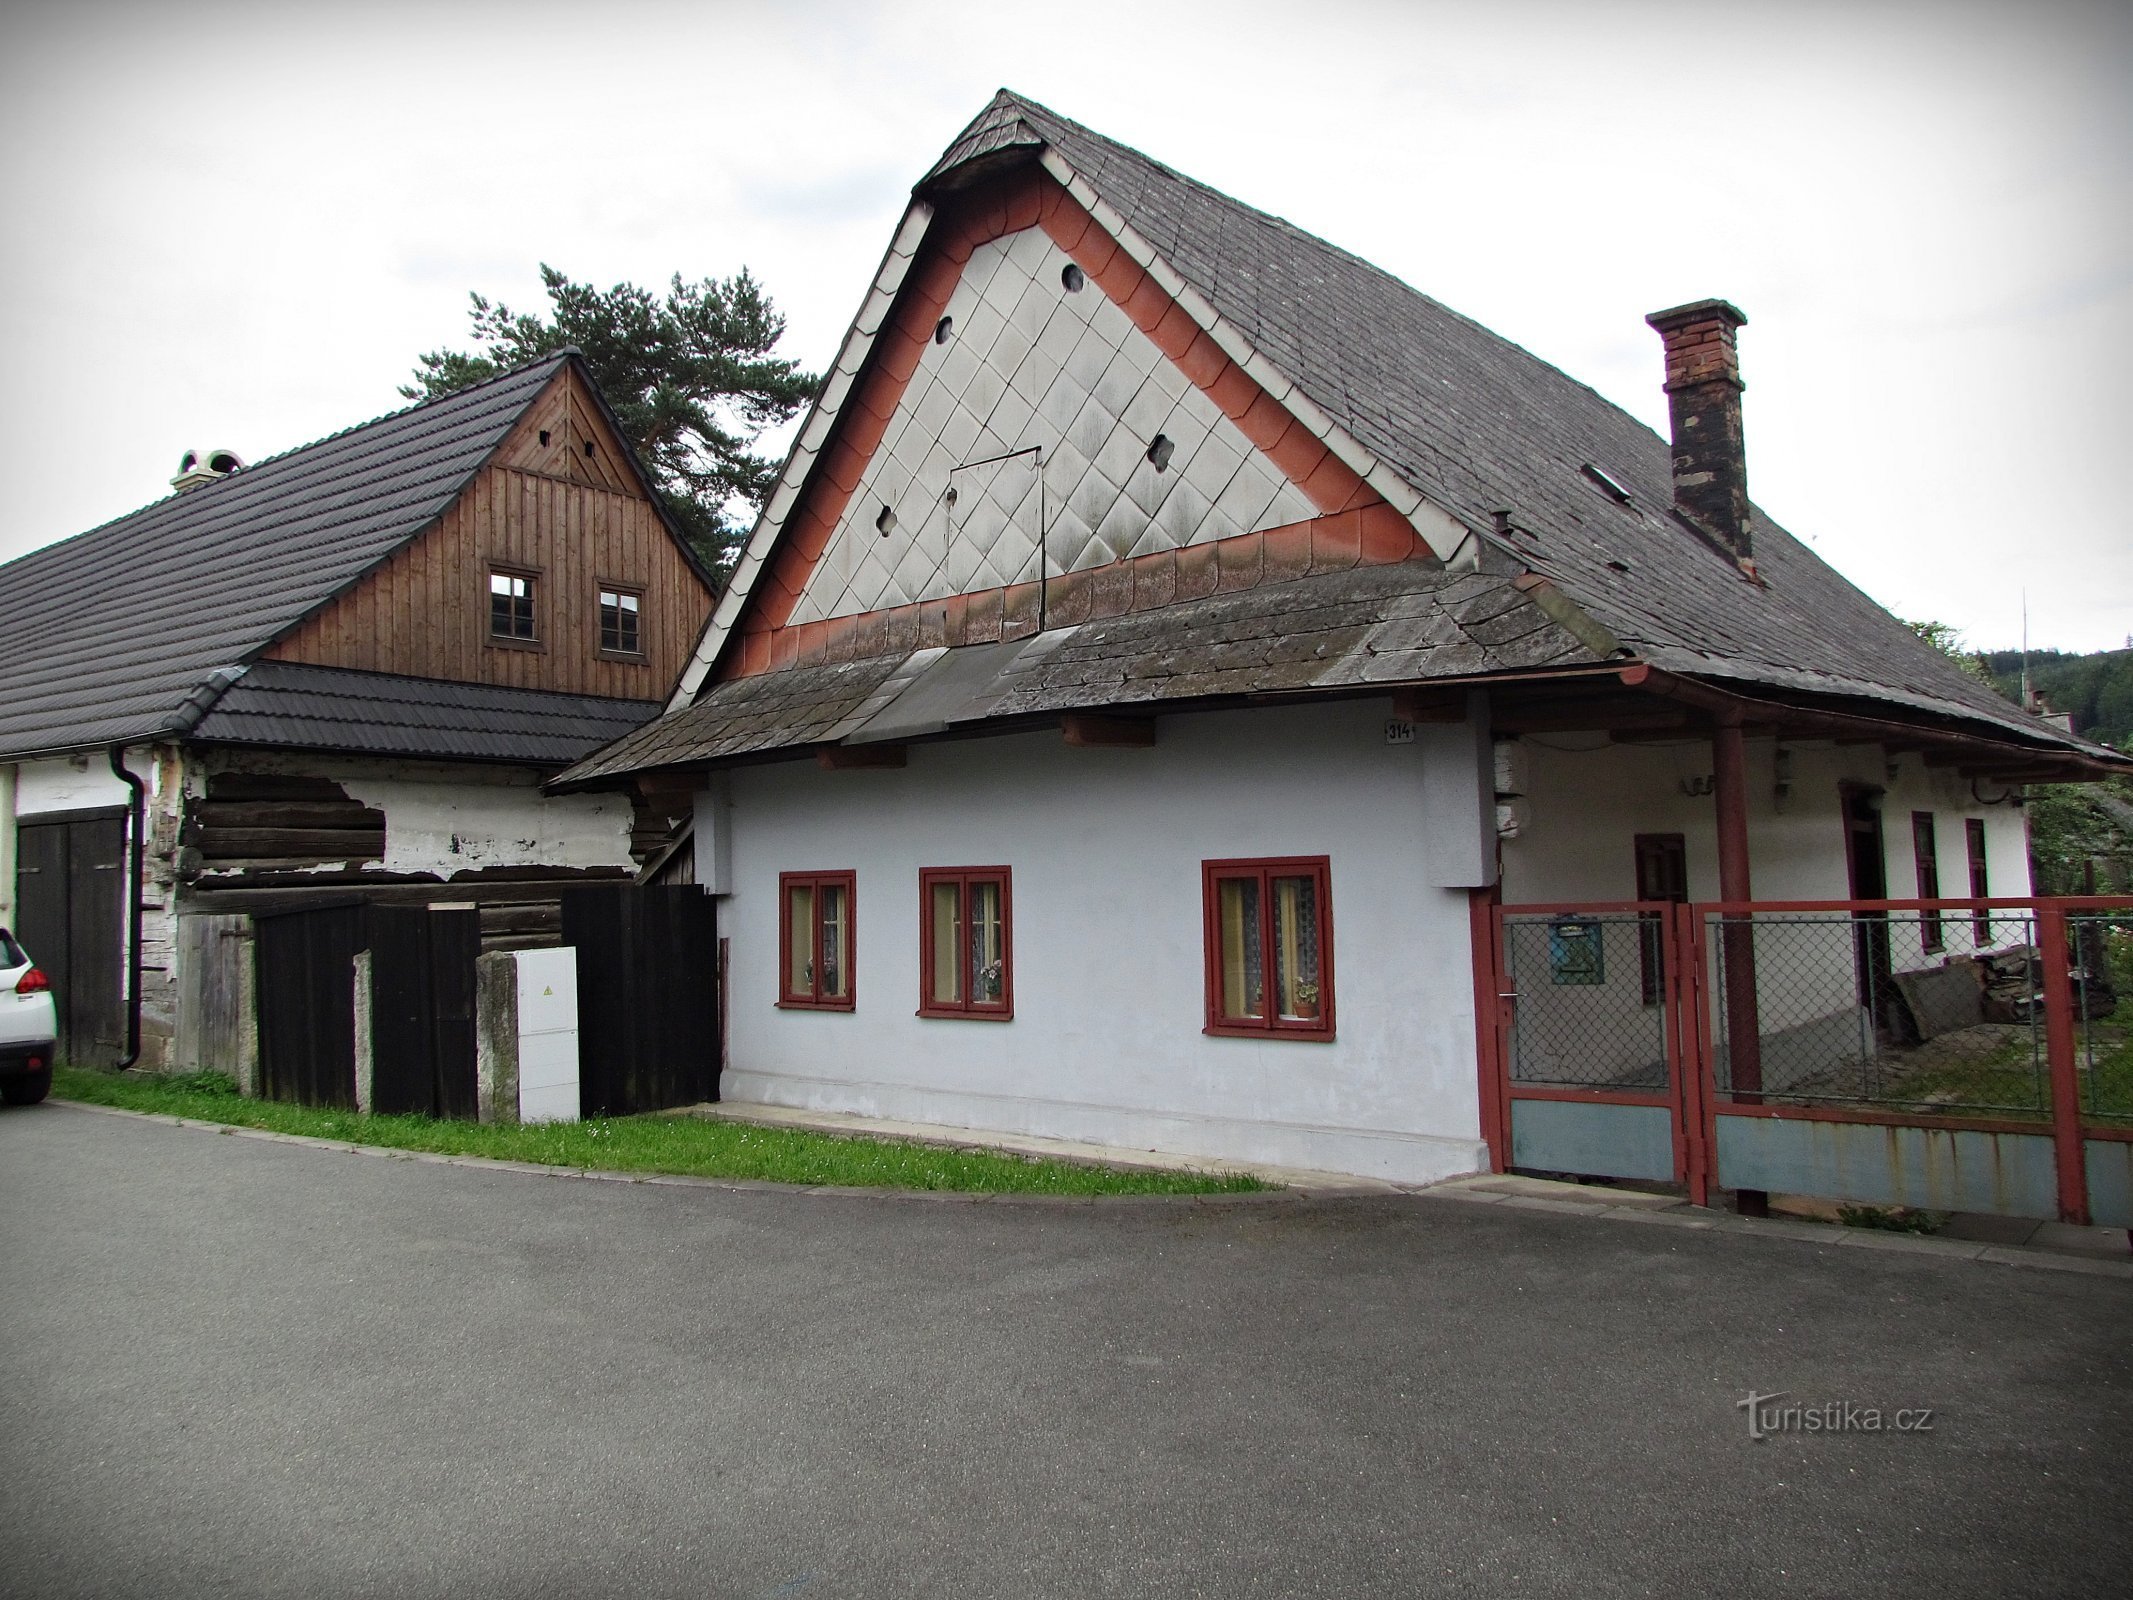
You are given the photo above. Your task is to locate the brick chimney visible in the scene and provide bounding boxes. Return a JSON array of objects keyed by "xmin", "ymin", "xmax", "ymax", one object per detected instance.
[{"xmin": 1645, "ymin": 299, "xmax": 1752, "ymax": 569}]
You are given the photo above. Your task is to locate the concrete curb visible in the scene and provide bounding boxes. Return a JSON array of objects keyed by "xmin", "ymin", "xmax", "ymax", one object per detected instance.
[
  {"xmin": 1412, "ymin": 1179, "xmax": 2133, "ymax": 1279},
  {"xmin": 45, "ymin": 1099, "xmax": 2133, "ymax": 1279},
  {"xmin": 43, "ymin": 1099, "xmax": 1308, "ymax": 1210}
]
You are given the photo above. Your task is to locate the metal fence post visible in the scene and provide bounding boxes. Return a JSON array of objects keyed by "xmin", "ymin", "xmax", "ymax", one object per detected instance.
[
  {"xmin": 1669, "ymin": 902, "xmax": 1711, "ymax": 1207},
  {"xmin": 2037, "ymin": 904, "xmax": 2091, "ymax": 1225},
  {"xmin": 1468, "ymin": 887, "xmax": 1509, "ymax": 1172}
]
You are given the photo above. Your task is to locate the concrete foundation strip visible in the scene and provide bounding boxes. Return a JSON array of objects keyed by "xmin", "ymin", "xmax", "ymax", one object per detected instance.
[{"xmin": 44, "ymin": 1098, "xmax": 2133, "ymax": 1278}]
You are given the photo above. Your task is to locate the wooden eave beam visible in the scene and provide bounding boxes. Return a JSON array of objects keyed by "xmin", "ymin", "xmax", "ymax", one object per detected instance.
[
  {"xmin": 1061, "ymin": 714, "xmax": 1156, "ymax": 748},
  {"xmin": 818, "ymin": 743, "xmax": 907, "ymax": 769},
  {"xmin": 1627, "ymin": 664, "xmax": 2100, "ymax": 774}
]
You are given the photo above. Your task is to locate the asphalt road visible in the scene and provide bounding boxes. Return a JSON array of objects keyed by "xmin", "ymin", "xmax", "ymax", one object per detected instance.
[{"xmin": 3, "ymin": 1102, "xmax": 2129, "ymax": 1600}]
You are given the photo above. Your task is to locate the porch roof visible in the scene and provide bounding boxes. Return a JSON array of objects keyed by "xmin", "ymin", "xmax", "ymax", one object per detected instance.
[{"xmin": 554, "ymin": 562, "xmax": 1600, "ymax": 784}]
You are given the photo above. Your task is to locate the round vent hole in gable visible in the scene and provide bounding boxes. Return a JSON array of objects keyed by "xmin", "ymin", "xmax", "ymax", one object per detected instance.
[
  {"xmin": 876, "ymin": 506, "xmax": 897, "ymax": 537},
  {"xmin": 1146, "ymin": 435, "xmax": 1175, "ymax": 472},
  {"xmin": 934, "ymin": 316, "xmax": 954, "ymax": 345},
  {"xmin": 1061, "ymin": 264, "xmax": 1086, "ymax": 293}
]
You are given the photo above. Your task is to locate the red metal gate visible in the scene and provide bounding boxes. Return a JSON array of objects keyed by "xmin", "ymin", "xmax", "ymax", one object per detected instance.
[{"xmin": 1475, "ymin": 893, "xmax": 2133, "ymax": 1226}]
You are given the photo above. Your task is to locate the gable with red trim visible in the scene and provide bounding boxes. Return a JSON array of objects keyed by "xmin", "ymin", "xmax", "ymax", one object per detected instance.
[{"xmin": 726, "ymin": 170, "xmax": 1435, "ymax": 680}]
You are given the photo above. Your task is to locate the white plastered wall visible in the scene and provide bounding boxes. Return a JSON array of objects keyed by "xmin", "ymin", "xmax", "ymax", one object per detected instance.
[
  {"xmin": 1500, "ymin": 734, "xmax": 2032, "ymax": 910},
  {"xmin": 720, "ymin": 700, "xmax": 1491, "ymax": 1184},
  {"xmin": 332, "ymin": 766, "xmax": 634, "ymax": 877}
]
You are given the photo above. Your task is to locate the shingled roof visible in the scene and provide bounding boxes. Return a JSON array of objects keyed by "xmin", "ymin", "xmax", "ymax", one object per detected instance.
[
  {"xmin": 191, "ymin": 662, "xmax": 658, "ymax": 767},
  {"xmin": 0, "ymin": 352, "xmax": 575, "ymax": 761},
  {"xmin": 562, "ymin": 564, "xmax": 1594, "ymax": 784},
  {"xmin": 573, "ymin": 91, "xmax": 2120, "ymax": 782},
  {"xmin": 936, "ymin": 94, "xmax": 2106, "ymax": 752}
]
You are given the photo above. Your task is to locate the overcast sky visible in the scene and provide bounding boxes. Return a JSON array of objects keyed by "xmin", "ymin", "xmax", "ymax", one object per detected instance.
[{"xmin": 3, "ymin": 0, "xmax": 2125, "ymax": 652}]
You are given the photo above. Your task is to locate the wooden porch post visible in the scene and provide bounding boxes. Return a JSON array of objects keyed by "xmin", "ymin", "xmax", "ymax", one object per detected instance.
[{"xmin": 1712, "ymin": 713, "xmax": 1768, "ymax": 1214}]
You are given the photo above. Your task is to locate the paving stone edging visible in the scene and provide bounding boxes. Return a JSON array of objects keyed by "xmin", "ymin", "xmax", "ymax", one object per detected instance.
[{"xmin": 45, "ymin": 1098, "xmax": 2133, "ymax": 1277}]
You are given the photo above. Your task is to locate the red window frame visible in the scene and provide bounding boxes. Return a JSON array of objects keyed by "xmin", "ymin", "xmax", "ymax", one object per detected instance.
[
  {"xmin": 918, "ymin": 867, "xmax": 1013, "ymax": 1020},
  {"xmin": 777, "ymin": 870, "xmax": 856, "ymax": 1011},
  {"xmin": 1965, "ymin": 818, "xmax": 1990, "ymax": 944},
  {"xmin": 1911, "ymin": 811, "xmax": 1943, "ymax": 952},
  {"xmin": 1201, "ymin": 856, "xmax": 1335, "ymax": 1041}
]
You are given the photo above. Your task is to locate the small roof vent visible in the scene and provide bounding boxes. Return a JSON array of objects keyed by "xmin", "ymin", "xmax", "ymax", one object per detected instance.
[
  {"xmin": 171, "ymin": 447, "xmax": 245, "ymax": 494},
  {"xmin": 1579, "ymin": 463, "xmax": 1633, "ymax": 505}
]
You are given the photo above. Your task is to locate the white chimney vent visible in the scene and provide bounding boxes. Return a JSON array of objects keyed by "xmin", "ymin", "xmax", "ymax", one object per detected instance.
[{"xmin": 171, "ymin": 447, "xmax": 245, "ymax": 493}]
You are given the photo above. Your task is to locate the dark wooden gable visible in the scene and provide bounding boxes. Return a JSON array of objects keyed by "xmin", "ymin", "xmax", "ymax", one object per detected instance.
[{"xmin": 264, "ymin": 364, "xmax": 713, "ymax": 701}]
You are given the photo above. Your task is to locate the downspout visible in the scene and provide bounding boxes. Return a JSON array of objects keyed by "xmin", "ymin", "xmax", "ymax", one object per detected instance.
[
  {"xmin": 109, "ymin": 745, "xmax": 145, "ymax": 1070},
  {"xmin": 0, "ymin": 762, "xmax": 16, "ymax": 930}
]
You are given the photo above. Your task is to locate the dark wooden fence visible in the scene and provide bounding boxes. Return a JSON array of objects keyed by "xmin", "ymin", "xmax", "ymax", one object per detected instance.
[
  {"xmin": 561, "ymin": 885, "xmax": 719, "ymax": 1117},
  {"xmin": 253, "ymin": 903, "xmax": 368, "ymax": 1107},
  {"xmin": 366, "ymin": 905, "xmax": 480, "ymax": 1119}
]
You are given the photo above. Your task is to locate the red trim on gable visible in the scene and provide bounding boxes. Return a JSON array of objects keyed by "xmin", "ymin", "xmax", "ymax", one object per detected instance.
[
  {"xmin": 725, "ymin": 166, "xmax": 1428, "ymax": 682},
  {"xmin": 734, "ymin": 506, "xmax": 1425, "ymax": 673}
]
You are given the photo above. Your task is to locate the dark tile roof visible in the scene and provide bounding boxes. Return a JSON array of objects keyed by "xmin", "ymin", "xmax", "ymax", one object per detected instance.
[
  {"xmin": 912, "ymin": 92, "xmax": 2107, "ymax": 759},
  {"xmin": 0, "ymin": 353, "xmax": 571, "ymax": 760},
  {"xmin": 191, "ymin": 661, "xmax": 658, "ymax": 767},
  {"xmin": 557, "ymin": 563, "xmax": 1596, "ymax": 783}
]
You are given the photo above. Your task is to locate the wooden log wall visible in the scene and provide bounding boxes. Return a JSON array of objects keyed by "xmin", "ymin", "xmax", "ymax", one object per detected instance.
[
  {"xmin": 263, "ymin": 367, "xmax": 713, "ymax": 700},
  {"xmin": 187, "ymin": 772, "xmax": 386, "ymax": 870}
]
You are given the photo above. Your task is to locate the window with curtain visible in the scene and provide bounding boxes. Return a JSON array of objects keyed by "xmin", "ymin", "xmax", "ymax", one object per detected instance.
[
  {"xmin": 1912, "ymin": 812, "xmax": 1943, "ymax": 952},
  {"xmin": 778, "ymin": 871, "xmax": 855, "ymax": 1009},
  {"xmin": 1202, "ymin": 857, "xmax": 1334, "ymax": 1039},
  {"xmin": 1965, "ymin": 818, "xmax": 1990, "ymax": 945},
  {"xmin": 919, "ymin": 867, "xmax": 1011, "ymax": 1019}
]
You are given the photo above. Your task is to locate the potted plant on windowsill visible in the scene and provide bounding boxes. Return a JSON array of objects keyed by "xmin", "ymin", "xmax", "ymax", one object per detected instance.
[{"xmin": 1283, "ymin": 981, "xmax": 1321, "ymax": 1022}]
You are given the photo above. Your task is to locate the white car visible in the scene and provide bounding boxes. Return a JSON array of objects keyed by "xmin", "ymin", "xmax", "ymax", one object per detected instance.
[{"xmin": 1, "ymin": 928, "xmax": 57, "ymax": 1105}]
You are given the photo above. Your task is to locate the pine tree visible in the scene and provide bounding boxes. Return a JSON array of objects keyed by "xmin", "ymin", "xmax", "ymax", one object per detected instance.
[{"xmin": 405, "ymin": 265, "xmax": 818, "ymax": 577}]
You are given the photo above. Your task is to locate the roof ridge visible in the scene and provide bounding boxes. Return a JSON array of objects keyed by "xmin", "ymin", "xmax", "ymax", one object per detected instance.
[
  {"xmin": 2, "ymin": 348, "xmax": 575, "ymax": 568},
  {"xmin": 972, "ymin": 91, "xmax": 1663, "ymax": 467}
]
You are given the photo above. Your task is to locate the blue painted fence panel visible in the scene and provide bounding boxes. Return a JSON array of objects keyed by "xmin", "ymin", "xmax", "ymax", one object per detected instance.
[
  {"xmin": 1511, "ymin": 1099, "xmax": 1676, "ymax": 1182},
  {"xmin": 1714, "ymin": 1116, "xmax": 2059, "ymax": 1219},
  {"xmin": 2085, "ymin": 1141, "xmax": 2133, "ymax": 1229}
]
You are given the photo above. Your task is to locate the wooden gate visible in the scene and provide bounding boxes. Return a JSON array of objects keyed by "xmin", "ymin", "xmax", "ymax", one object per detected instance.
[
  {"xmin": 560, "ymin": 885, "xmax": 719, "ymax": 1117},
  {"xmin": 254, "ymin": 903, "xmax": 366, "ymax": 1107},
  {"xmin": 366, "ymin": 905, "xmax": 479, "ymax": 1119},
  {"xmin": 13, "ymin": 809, "xmax": 129, "ymax": 1066}
]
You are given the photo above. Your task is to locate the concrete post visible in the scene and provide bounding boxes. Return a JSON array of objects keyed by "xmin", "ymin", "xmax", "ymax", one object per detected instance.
[
  {"xmin": 351, "ymin": 951, "xmax": 374, "ymax": 1113},
  {"xmin": 475, "ymin": 950, "xmax": 520, "ymax": 1125}
]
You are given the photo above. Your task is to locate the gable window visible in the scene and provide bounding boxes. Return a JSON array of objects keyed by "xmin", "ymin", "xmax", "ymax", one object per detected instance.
[
  {"xmin": 1911, "ymin": 812, "xmax": 1943, "ymax": 953},
  {"xmin": 1202, "ymin": 857, "xmax": 1334, "ymax": 1040},
  {"xmin": 779, "ymin": 871, "xmax": 854, "ymax": 1009},
  {"xmin": 1965, "ymin": 818, "xmax": 1991, "ymax": 945},
  {"xmin": 598, "ymin": 585, "xmax": 643, "ymax": 657},
  {"xmin": 919, "ymin": 867, "xmax": 1011, "ymax": 1019},
  {"xmin": 489, "ymin": 569, "xmax": 537, "ymax": 642}
]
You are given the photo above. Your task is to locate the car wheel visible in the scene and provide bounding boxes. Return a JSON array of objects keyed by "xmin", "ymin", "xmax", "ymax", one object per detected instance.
[{"xmin": 1, "ymin": 1068, "xmax": 52, "ymax": 1106}]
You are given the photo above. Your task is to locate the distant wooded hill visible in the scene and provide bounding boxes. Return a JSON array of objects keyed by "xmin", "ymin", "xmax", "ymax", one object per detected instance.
[{"xmin": 1981, "ymin": 647, "xmax": 2133, "ymax": 748}]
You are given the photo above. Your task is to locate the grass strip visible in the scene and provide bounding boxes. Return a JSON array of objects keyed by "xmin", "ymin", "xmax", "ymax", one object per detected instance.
[{"xmin": 50, "ymin": 1068, "xmax": 1265, "ymax": 1196}]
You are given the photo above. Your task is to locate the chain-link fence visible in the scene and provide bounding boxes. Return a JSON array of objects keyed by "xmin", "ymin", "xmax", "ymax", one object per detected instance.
[
  {"xmin": 2070, "ymin": 910, "xmax": 2131, "ymax": 1121},
  {"xmin": 1705, "ymin": 910, "xmax": 2049, "ymax": 1115},
  {"xmin": 1502, "ymin": 913, "xmax": 1671, "ymax": 1090}
]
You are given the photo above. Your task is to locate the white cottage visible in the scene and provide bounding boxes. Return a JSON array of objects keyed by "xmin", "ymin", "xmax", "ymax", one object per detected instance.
[{"xmin": 556, "ymin": 93, "xmax": 2123, "ymax": 1183}]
